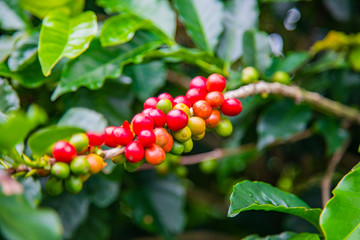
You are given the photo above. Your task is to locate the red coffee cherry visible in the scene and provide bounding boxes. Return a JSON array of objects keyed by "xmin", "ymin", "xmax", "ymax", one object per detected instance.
[
  {"xmin": 125, "ymin": 141, "xmax": 145, "ymax": 163},
  {"xmin": 138, "ymin": 129, "xmax": 156, "ymax": 147},
  {"xmin": 148, "ymin": 108, "xmax": 166, "ymax": 128},
  {"xmin": 145, "ymin": 144, "xmax": 166, "ymax": 165},
  {"xmin": 207, "ymin": 73, "xmax": 226, "ymax": 92},
  {"xmin": 185, "ymin": 88, "xmax": 207, "ymax": 106},
  {"xmin": 158, "ymin": 93, "xmax": 174, "ymax": 106},
  {"xmin": 166, "ymin": 109, "xmax": 189, "ymax": 131},
  {"xmin": 205, "ymin": 109, "xmax": 221, "ymax": 128},
  {"xmin": 154, "ymin": 128, "xmax": 170, "ymax": 147},
  {"xmin": 192, "ymin": 100, "xmax": 212, "ymax": 119},
  {"xmin": 205, "ymin": 91, "xmax": 224, "ymax": 108},
  {"xmin": 112, "ymin": 126, "xmax": 134, "ymax": 146},
  {"xmin": 162, "ymin": 133, "xmax": 173, "ymax": 153},
  {"xmin": 220, "ymin": 98, "xmax": 243, "ymax": 116},
  {"xmin": 144, "ymin": 97, "xmax": 159, "ymax": 109},
  {"xmin": 131, "ymin": 113, "xmax": 154, "ymax": 135},
  {"xmin": 52, "ymin": 140, "xmax": 76, "ymax": 163},
  {"xmin": 189, "ymin": 76, "xmax": 207, "ymax": 91},
  {"xmin": 174, "ymin": 95, "xmax": 191, "ymax": 108},
  {"xmin": 86, "ymin": 131, "xmax": 105, "ymax": 146},
  {"xmin": 104, "ymin": 126, "xmax": 118, "ymax": 148},
  {"xmin": 142, "ymin": 108, "xmax": 154, "ymax": 116}
]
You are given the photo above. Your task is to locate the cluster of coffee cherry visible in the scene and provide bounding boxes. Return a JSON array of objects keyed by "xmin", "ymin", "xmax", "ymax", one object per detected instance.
[{"xmin": 44, "ymin": 74, "xmax": 242, "ymax": 195}]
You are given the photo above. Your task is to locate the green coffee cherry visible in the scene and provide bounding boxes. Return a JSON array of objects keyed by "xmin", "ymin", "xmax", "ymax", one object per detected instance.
[
  {"xmin": 272, "ymin": 71, "xmax": 291, "ymax": 85},
  {"xmin": 241, "ymin": 66, "xmax": 259, "ymax": 84},
  {"xmin": 65, "ymin": 175, "xmax": 83, "ymax": 194},
  {"xmin": 111, "ymin": 154, "xmax": 127, "ymax": 165},
  {"xmin": 175, "ymin": 165, "xmax": 188, "ymax": 178},
  {"xmin": 51, "ymin": 162, "xmax": 70, "ymax": 179},
  {"xmin": 45, "ymin": 177, "xmax": 63, "ymax": 196},
  {"xmin": 166, "ymin": 153, "xmax": 181, "ymax": 164},
  {"xmin": 215, "ymin": 117, "xmax": 233, "ymax": 137},
  {"xmin": 124, "ymin": 160, "xmax": 144, "ymax": 172},
  {"xmin": 170, "ymin": 140, "xmax": 184, "ymax": 155},
  {"xmin": 156, "ymin": 99, "xmax": 173, "ymax": 114},
  {"xmin": 199, "ymin": 158, "xmax": 218, "ymax": 174},
  {"xmin": 70, "ymin": 156, "xmax": 90, "ymax": 175},
  {"xmin": 183, "ymin": 139, "xmax": 193, "ymax": 153},
  {"xmin": 70, "ymin": 133, "xmax": 89, "ymax": 154},
  {"xmin": 173, "ymin": 126, "xmax": 192, "ymax": 143}
]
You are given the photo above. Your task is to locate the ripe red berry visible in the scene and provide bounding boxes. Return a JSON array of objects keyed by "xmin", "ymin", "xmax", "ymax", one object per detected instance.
[
  {"xmin": 125, "ymin": 141, "xmax": 145, "ymax": 163},
  {"xmin": 154, "ymin": 128, "xmax": 170, "ymax": 147},
  {"xmin": 207, "ymin": 73, "xmax": 226, "ymax": 92},
  {"xmin": 112, "ymin": 126, "xmax": 134, "ymax": 146},
  {"xmin": 145, "ymin": 144, "xmax": 166, "ymax": 165},
  {"xmin": 131, "ymin": 113, "xmax": 154, "ymax": 135},
  {"xmin": 193, "ymin": 100, "xmax": 212, "ymax": 119},
  {"xmin": 52, "ymin": 140, "xmax": 76, "ymax": 163},
  {"xmin": 189, "ymin": 76, "xmax": 207, "ymax": 91},
  {"xmin": 205, "ymin": 109, "xmax": 221, "ymax": 128},
  {"xmin": 138, "ymin": 129, "xmax": 156, "ymax": 147},
  {"xmin": 174, "ymin": 95, "xmax": 191, "ymax": 108},
  {"xmin": 142, "ymin": 107, "xmax": 154, "ymax": 116},
  {"xmin": 144, "ymin": 97, "xmax": 158, "ymax": 109},
  {"xmin": 148, "ymin": 108, "xmax": 166, "ymax": 128},
  {"xmin": 158, "ymin": 93, "xmax": 174, "ymax": 106},
  {"xmin": 205, "ymin": 91, "xmax": 224, "ymax": 108},
  {"xmin": 166, "ymin": 109, "xmax": 189, "ymax": 131},
  {"xmin": 185, "ymin": 88, "xmax": 207, "ymax": 106},
  {"xmin": 104, "ymin": 126, "xmax": 118, "ymax": 148},
  {"xmin": 162, "ymin": 133, "xmax": 173, "ymax": 153},
  {"xmin": 86, "ymin": 131, "xmax": 105, "ymax": 146},
  {"xmin": 220, "ymin": 98, "xmax": 243, "ymax": 116}
]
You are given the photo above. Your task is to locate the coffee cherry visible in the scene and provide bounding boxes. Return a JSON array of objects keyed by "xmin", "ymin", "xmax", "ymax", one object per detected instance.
[
  {"xmin": 86, "ymin": 131, "xmax": 105, "ymax": 146},
  {"xmin": 205, "ymin": 109, "xmax": 221, "ymax": 129},
  {"xmin": 189, "ymin": 76, "xmax": 207, "ymax": 91},
  {"xmin": 166, "ymin": 109, "xmax": 189, "ymax": 131},
  {"xmin": 173, "ymin": 103, "xmax": 190, "ymax": 117},
  {"xmin": 193, "ymin": 100, "xmax": 212, "ymax": 119},
  {"xmin": 45, "ymin": 177, "xmax": 63, "ymax": 196},
  {"xmin": 174, "ymin": 95, "xmax": 191, "ymax": 108},
  {"xmin": 175, "ymin": 165, "xmax": 188, "ymax": 178},
  {"xmin": 173, "ymin": 126, "xmax": 192, "ymax": 143},
  {"xmin": 80, "ymin": 173, "xmax": 91, "ymax": 182},
  {"xmin": 154, "ymin": 128, "xmax": 170, "ymax": 147},
  {"xmin": 199, "ymin": 158, "xmax": 218, "ymax": 174},
  {"xmin": 51, "ymin": 162, "xmax": 70, "ymax": 179},
  {"xmin": 155, "ymin": 160, "xmax": 169, "ymax": 175},
  {"xmin": 170, "ymin": 140, "xmax": 184, "ymax": 155},
  {"xmin": 207, "ymin": 73, "xmax": 226, "ymax": 92},
  {"xmin": 144, "ymin": 97, "xmax": 159, "ymax": 109},
  {"xmin": 65, "ymin": 175, "xmax": 83, "ymax": 194},
  {"xmin": 125, "ymin": 141, "xmax": 145, "ymax": 163},
  {"xmin": 70, "ymin": 156, "xmax": 90, "ymax": 175},
  {"xmin": 145, "ymin": 144, "xmax": 166, "ymax": 165},
  {"xmin": 124, "ymin": 160, "xmax": 144, "ymax": 172},
  {"xmin": 188, "ymin": 117, "xmax": 206, "ymax": 135},
  {"xmin": 70, "ymin": 133, "xmax": 89, "ymax": 154},
  {"xmin": 185, "ymin": 88, "xmax": 207, "ymax": 106},
  {"xmin": 162, "ymin": 133, "xmax": 173, "ymax": 153},
  {"xmin": 242, "ymin": 66, "xmax": 258, "ymax": 84},
  {"xmin": 215, "ymin": 117, "xmax": 233, "ymax": 137},
  {"xmin": 112, "ymin": 126, "xmax": 134, "ymax": 146},
  {"xmin": 86, "ymin": 154, "xmax": 105, "ymax": 174},
  {"xmin": 220, "ymin": 98, "xmax": 243, "ymax": 116},
  {"xmin": 142, "ymin": 108, "xmax": 154, "ymax": 115},
  {"xmin": 272, "ymin": 71, "xmax": 291, "ymax": 85},
  {"xmin": 205, "ymin": 91, "xmax": 224, "ymax": 108},
  {"xmin": 138, "ymin": 129, "xmax": 156, "ymax": 147},
  {"xmin": 111, "ymin": 154, "xmax": 127, "ymax": 165},
  {"xmin": 156, "ymin": 99, "xmax": 173, "ymax": 114},
  {"xmin": 183, "ymin": 139, "xmax": 193, "ymax": 153},
  {"xmin": 158, "ymin": 93, "xmax": 174, "ymax": 106},
  {"xmin": 147, "ymin": 108, "xmax": 166, "ymax": 128},
  {"xmin": 104, "ymin": 126, "xmax": 118, "ymax": 148},
  {"xmin": 52, "ymin": 140, "xmax": 76, "ymax": 163},
  {"xmin": 192, "ymin": 132, "xmax": 205, "ymax": 141},
  {"xmin": 131, "ymin": 114, "xmax": 154, "ymax": 135}
]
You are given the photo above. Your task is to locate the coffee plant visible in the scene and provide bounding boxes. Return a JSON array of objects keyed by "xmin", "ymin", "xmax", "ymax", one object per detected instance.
[{"xmin": 0, "ymin": 0, "xmax": 360, "ymax": 239}]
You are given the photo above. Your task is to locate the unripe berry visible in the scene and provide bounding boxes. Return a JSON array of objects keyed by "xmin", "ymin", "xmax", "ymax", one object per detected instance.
[
  {"xmin": 86, "ymin": 131, "xmax": 105, "ymax": 146},
  {"xmin": 174, "ymin": 95, "xmax": 191, "ymax": 108},
  {"xmin": 125, "ymin": 141, "xmax": 145, "ymax": 163},
  {"xmin": 51, "ymin": 162, "xmax": 70, "ymax": 179},
  {"xmin": 70, "ymin": 156, "xmax": 90, "ymax": 175},
  {"xmin": 70, "ymin": 133, "xmax": 89, "ymax": 154},
  {"xmin": 188, "ymin": 117, "xmax": 206, "ymax": 135},
  {"xmin": 65, "ymin": 175, "xmax": 83, "ymax": 194},
  {"xmin": 52, "ymin": 140, "xmax": 76, "ymax": 163},
  {"xmin": 173, "ymin": 126, "xmax": 192, "ymax": 143},
  {"xmin": 131, "ymin": 113, "xmax": 154, "ymax": 135},
  {"xmin": 215, "ymin": 117, "xmax": 233, "ymax": 137},
  {"xmin": 138, "ymin": 129, "xmax": 156, "ymax": 147},
  {"xmin": 154, "ymin": 128, "xmax": 170, "ymax": 147},
  {"xmin": 166, "ymin": 109, "xmax": 189, "ymax": 131},
  {"xmin": 207, "ymin": 73, "xmax": 226, "ymax": 92},
  {"xmin": 189, "ymin": 76, "xmax": 207, "ymax": 91},
  {"xmin": 45, "ymin": 177, "xmax": 63, "ymax": 196},
  {"xmin": 144, "ymin": 97, "xmax": 159, "ymax": 109},
  {"xmin": 158, "ymin": 93, "xmax": 174, "ymax": 106},
  {"xmin": 192, "ymin": 132, "xmax": 205, "ymax": 141},
  {"xmin": 241, "ymin": 66, "xmax": 258, "ymax": 84},
  {"xmin": 104, "ymin": 126, "xmax": 118, "ymax": 148},
  {"xmin": 170, "ymin": 140, "xmax": 184, "ymax": 155},
  {"xmin": 112, "ymin": 126, "xmax": 134, "ymax": 146},
  {"xmin": 173, "ymin": 103, "xmax": 190, "ymax": 117},
  {"xmin": 156, "ymin": 99, "xmax": 173, "ymax": 114},
  {"xmin": 86, "ymin": 154, "xmax": 105, "ymax": 174},
  {"xmin": 183, "ymin": 139, "xmax": 193, "ymax": 153},
  {"xmin": 220, "ymin": 98, "xmax": 243, "ymax": 116},
  {"xmin": 272, "ymin": 71, "xmax": 291, "ymax": 85},
  {"xmin": 185, "ymin": 88, "xmax": 207, "ymax": 106}
]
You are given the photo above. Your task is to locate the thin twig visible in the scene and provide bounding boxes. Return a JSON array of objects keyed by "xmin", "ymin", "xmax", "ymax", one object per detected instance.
[{"xmin": 321, "ymin": 139, "xmax": 350, "ymax": 207}]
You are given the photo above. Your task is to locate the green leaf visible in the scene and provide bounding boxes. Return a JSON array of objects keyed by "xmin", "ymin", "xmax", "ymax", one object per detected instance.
[
  {"xmin": 320, "ymin": 165, "xmax": 360, "ymax": 239},
  {"xmin": 243, "ymin": 30, "xmax": 272, "ymax": 72},
  {"xmin": 313, "ymin": 117, "xmax": 349, "ymax": 156},
  {"xmin": 43, "ymin": 191, "xmax": 89, "ymax": 239},
  {"xmin": 123, "ymin": 173, "xmax": 186, "ymax": 237},
  {"xmin": 28, "ymin": 126, "xmax": 84, "ymax": 156},
  {"xmin": 229, "ymin": 180, "xmax": 322, "ymax": 232},
  {"xmin": 39, "ymin": 10, "xmax": 97, "ymax": 76},
  {"xmin": 0, "ymin": 192, "xmax": 62, "ymax": 240},
  {"xmin": 257, "ymin": 100, "xmax": 312, "ymax": 149},
  {"xmin": 8, "ymin": 31, "xmax": 39, "ymax": 72},
  {"xmin": 100, "ymin": 13, "xmax": 170, "ymax": 47},
  {"xmin": 51, "ymin": 33, "xmax": 162, "ymax": 100},
  {"xmin": 265, "ymin": 52, "xmax": 310, "ymax": 77},
  {"xmin": 174, "ymin": 0, "xmax": 223, "ymax": 53},
  {"xmin": 0, "ymin": 33, "xmax": 22, "ymax": 63},
  {"xmin": 58, "ymin": 107, "xmax": 107, "ymax": 132},
  {"xmin": 0, "ymin": 78, "xmax": 20, "ymax": 114},
  {"xmin": 0, "ymin": 0, "xmax": 29, "ymax": 30},
  {"xmin": 0, "ymin": 105, "xmax": 47, "ymax": 151},
  {"xmin": 217, "ymin": 0, "xmax": 259, "ymax": 64},
  {"xmin": 19, "ymin": 0, "xmax": 85, "ymax": 19},
  {"xmin": 126, "ymin": 60, "xmax": 167, "ymax": 102},
  {"xmin": 97, "ymin": 0, "xmax": 176, "ymax": 38},
  {"xmin": 243, "ymin": 232, "xmax": 320, "ymax": 240}
]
